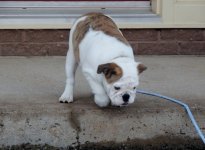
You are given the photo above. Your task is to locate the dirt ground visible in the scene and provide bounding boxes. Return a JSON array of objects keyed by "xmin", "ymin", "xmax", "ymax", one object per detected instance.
[{"xmin": 1, "ymin": 137, "xmax": 204, "ymax": 150}]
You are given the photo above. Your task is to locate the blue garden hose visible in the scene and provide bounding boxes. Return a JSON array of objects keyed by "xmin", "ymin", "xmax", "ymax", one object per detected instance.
[{"xmin": 136, "ymin": 90, "xmax": 205, "ymax": 144}]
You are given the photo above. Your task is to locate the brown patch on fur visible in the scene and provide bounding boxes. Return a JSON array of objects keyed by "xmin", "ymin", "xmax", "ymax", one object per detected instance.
[
  {"xmin": 137, "ymin": 63, "xmax": 147, "ymax": 74},
  {"xmin": 73, "ymin": 12, "xmax": 129, "ymax": 61},
  {"xmin": 97, "ymin": 63, "xmax": 123, "ymax": 83}
]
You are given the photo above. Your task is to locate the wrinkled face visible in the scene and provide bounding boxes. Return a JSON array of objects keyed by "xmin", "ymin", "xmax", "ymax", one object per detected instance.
[
  {"xmin": 108, "ymin": 77, "xmax": 139, "ymax": 106},
  {"xmin": 97, "ymin": 61, "xmax": 147, "ymax": 107}
]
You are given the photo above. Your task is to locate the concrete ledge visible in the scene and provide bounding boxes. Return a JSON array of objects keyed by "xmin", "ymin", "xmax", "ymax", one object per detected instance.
[{"xmin": 0, "ymin": 56, "xmax": 205, "ymax": 147}]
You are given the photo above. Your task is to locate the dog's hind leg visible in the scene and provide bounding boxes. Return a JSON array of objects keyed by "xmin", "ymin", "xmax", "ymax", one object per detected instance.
[
  {"xmin": 59, "ymin": 47, "xmax": 78, "ymax": 103},
  {"xmin": 59, "ymin": 19, "xmax": 80, "ymax": 103},
  {"xmin": 59, "ymin": 16, "xmax": 86, "ymax": 103}
]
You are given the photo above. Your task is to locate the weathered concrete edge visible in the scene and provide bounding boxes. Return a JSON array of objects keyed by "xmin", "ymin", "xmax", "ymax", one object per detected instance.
[{"xmin": 0, "ymin": 101, "xmax": 204, "ymax": 147}]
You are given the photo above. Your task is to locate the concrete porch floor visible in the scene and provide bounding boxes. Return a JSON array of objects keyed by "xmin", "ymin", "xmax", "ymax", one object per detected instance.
[{"xmin": 0, "ymin": 56, "xmax": 205, "ymax": 148}]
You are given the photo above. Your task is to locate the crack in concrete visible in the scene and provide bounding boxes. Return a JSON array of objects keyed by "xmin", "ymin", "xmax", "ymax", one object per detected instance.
[{"xmin": 69, "ymin": 108, "xmax": 82, "ymax": 148}]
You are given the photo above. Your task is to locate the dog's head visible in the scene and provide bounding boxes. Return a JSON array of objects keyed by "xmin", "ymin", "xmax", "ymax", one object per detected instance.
[{"xmin": 97, "ymin": 60, "xmax": 147, "ymax": 106}]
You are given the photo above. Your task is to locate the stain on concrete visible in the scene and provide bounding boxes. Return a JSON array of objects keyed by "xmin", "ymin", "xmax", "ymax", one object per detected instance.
[
  {"xmin": 0, "ymin": 122, "xmax": 4, "ymax": 134},
  {"xmin": 25, "ymin": 118, "xmax": 32, "ymax": 127},
  {"xmin": 69, "ymin": 109, "xmax": 81, "ymax": 133},
  {"xmin": 69, "ymin": 108, "xmax": 85, "ymax": 148},
  {"xmin": 48, "ymin": 123, "xmax": 63, "ymax": 138}
]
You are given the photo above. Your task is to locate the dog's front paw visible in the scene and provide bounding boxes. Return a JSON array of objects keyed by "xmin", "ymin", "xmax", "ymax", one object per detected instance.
[
  {"xmin": 59, "ymin": 92, "xmax": 73, "ymax": 103},
  {"xmin": 94, "ymin": 94, "xmax": 110, "ymax": 107}
]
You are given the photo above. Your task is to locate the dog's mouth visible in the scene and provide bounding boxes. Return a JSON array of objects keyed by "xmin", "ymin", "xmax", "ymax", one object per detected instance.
[
  {"xmin": 114, "ymin": 102, "xmax": 129, "ymax": 107},
  {"xmin": 121, "ymin": 102, "xmax": 128, "ymax": 106}
]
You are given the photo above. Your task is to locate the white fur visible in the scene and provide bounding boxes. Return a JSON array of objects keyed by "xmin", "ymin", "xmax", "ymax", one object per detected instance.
[
  {"xmin": 59, "ymin": 15, "xmax": 141, "ymax": 107},
  {"xmin": 59, "ymin": 16, "xmax": 87, "ymax": 103}
]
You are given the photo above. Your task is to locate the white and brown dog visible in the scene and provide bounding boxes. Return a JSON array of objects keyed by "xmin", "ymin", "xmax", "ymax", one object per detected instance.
[{"xmin": 59, "ymin": 12, "xmax": 147, "ymax": 107}]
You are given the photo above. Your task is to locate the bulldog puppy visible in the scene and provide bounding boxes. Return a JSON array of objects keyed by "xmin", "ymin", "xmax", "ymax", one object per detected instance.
[{"xmin": 59, "ymin": 12, "xmax": 147, "ymax": 107}]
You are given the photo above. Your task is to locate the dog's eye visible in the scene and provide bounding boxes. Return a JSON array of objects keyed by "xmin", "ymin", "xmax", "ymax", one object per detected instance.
[{"xmin": 114, "ymin": 86, "xmax": 121, "ymax": 90}]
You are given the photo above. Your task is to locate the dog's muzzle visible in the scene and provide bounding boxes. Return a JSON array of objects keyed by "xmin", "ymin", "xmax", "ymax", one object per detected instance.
[{"xmin": 108, "ymin": 77, "xmax": 137, "ymax": 105}]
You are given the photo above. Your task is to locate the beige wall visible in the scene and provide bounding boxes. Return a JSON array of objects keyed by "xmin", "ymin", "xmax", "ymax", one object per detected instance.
[{"xmin": 152, "ymin": 0, "xmax": 205, "ymax": 28}]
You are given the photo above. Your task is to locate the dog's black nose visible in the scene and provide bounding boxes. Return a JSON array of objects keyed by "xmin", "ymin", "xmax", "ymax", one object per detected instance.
[{"xmin": 122, "ymin": 94, "xmax": 130, "ymax": 102}]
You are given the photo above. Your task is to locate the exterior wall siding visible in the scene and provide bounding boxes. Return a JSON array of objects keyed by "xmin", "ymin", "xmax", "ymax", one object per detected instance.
[{"xmin": 0, "ymin": 29, "xmax": 204, "ymax": 56}]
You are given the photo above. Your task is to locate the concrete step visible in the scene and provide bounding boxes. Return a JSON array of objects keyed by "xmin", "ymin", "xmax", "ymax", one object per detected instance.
[{"xmin": 0, "ymin": 56, "xmax": 205, "ymax": 148}]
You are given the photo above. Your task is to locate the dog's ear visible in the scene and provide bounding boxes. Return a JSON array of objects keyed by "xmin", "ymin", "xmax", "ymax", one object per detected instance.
[
  {"xmin": 97, "ymin": 63, "xmax": 111, "ymax": 74},
  {"xmin": 97, "ymin": 63, "xmax": 122, "ymax": 83},
  {"xmin": 137, "ymin": 63, "xmax": 147, "ymax": 74}
]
